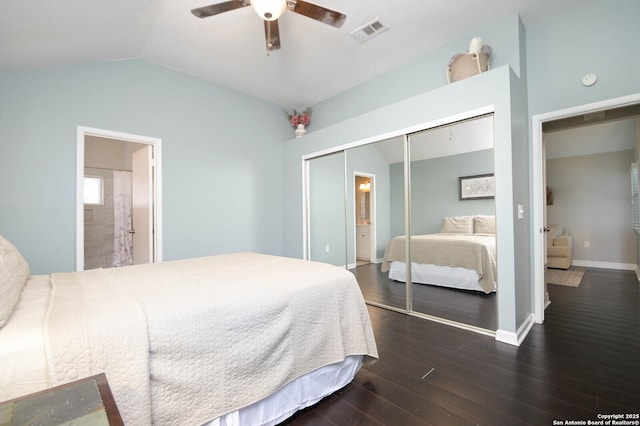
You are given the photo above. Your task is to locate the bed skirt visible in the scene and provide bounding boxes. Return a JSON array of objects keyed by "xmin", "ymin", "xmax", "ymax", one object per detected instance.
[
  {"xmin": 206, "ymin": 355, "xmax": 362, "ymax": 426},
  {"xmin": 388, "ymin": 261, "xmax": 495, "ymax": 293}
]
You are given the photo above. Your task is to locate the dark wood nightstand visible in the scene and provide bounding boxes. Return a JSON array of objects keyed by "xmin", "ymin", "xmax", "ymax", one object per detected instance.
[{"xmin": 0, "ymin": 373, "xmax": 123, "ymax": 425}]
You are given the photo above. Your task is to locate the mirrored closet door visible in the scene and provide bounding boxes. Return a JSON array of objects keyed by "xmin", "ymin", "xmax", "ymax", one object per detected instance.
[
  {"xmin": 305, "ymin": 113, "xmax": 497, "ymax": 331},
  {"xmin": 408, "ymin": 115, "xmax": 497, "ymax": 330},
  {"xmin": 346, "ymin": 137, "xmax": 406, "ymax": 311}
]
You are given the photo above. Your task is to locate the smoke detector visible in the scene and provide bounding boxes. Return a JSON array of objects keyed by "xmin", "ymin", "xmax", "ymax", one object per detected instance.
[{"xmin": 350, "ymin": 18, "xmax": 388, "ymax": 43}]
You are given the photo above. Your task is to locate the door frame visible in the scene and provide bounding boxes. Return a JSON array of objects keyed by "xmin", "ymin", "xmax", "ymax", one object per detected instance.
[
  {"xmin": 353, "ymin": 172, "xmax": 376, "ymax": 264},
  {"xmin": 531, "ymin": 92, "xmax": 640, "ymax": 324},
  {"xmin": 76, "ymin": 126, "xmax": 163, "ymax": 271}
]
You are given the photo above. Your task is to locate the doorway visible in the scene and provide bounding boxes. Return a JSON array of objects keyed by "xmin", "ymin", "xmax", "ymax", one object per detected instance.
[
  {"xmin": 532, "ymin": 93, "xmax": 640, "ymax": 323},
  {"xmin": 354, "ymin": 173, "xmax": 375, "ymax": 266},
  {"xmin": 76, "ymin": 126, "xmax": 163, "ymax": 271}
]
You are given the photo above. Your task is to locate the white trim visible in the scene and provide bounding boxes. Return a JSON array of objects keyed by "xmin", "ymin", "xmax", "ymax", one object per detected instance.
[
  {"xmin": 364, "ymin": 302, "xmax": 524, "ymax": 344},
  {"xmin": 496, "ymin": 314, "xmax": 534, "ymax": 346},
  {"xmin": 76, "ymin": 130, "xmax": 85, "ymax": 271},
  {"xmin": 572, "ymin": 260, "xmax": 637, "ymax": 271},
  {"xmin": 532, "ymin": 92, "xmax": 640, "ymax": 324},
  {"xmin": 301, "ymin": 105, "xmax": 498, "ymax": 339},
  {"xmin": 353, "ymin": 171, "xmax": 376, "ymax": 264},
  {"xmin": 302, "ymin": 158, "xmax": 310, "ymax": 260},
  {"xmin": 301, "ymin": 105, "xmax": 495, "ymax": 161},
  {"xmin": 409, "ymin": 310, "xmax": 497, "ymax": 339},
  {"xmin": 76, "ymin": 126, "xmax": 163, "ymax": 271}
]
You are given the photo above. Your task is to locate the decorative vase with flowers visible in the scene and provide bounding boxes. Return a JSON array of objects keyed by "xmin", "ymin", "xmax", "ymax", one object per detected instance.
[{"xmin": 285, "ymin": 107, "xmax": 312, "ymax": 138}]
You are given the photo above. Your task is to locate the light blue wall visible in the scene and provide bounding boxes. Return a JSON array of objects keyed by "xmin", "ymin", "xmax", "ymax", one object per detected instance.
[
  {"xmin": 308, "ymin": 152, "xmax": 346, "ymax": 266},
  {"xmin": 510, "ymin": 66, "xmax": 532, "ymax": 329},
  {"xmin": 311, "ymin": 14, "xmax": 523, "ymax": 129},
  {"xmin": 525, "ymin": 0, "xmax": 640, "ymax": 322},
  {"xmin": 0, "ymin": 60, "xmax": 289, "ymax": 273},
  {"xmin": 290, "ymin": 0, "xmax": 640, "ymax": 337},
  {"xmin": 4, "ymin": 0, "xmax": 637, "ymax": 338},
  {"xmin": 403, "ymin": 149, "xmax": 495, "ymax": 236},
  {"xmin": 282, "ymin": 66, "xmax": 522, "ymax": 334},
  {"xmin": 526, "ymin": 0, "xmax": 640, "ymax": 115},
  {"xmin": 281, "ymin": 10, "xmax": 526, "ymax": 335}
]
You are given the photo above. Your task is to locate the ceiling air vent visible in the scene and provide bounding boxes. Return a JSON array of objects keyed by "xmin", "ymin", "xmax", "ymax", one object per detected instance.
[{"xmin": 350, "ymin": 18, "xmax": 388, "ymax": 43}]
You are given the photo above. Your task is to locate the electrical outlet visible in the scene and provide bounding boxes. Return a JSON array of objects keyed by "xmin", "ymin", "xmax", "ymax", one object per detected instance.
[
  {"xmin": 325, "ymin": 245, "xmax": 330, "ymax": 252},
  {"xmin": 584, "ymin": 241, "xmax": 590, "ymax": 248}
]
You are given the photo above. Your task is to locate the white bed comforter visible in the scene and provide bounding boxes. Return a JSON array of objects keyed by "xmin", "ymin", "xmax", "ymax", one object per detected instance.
[
  {"xmin": 45, "ymin": 253, "xmax": 378, "ymax": 425},
  {"xmin": 381, "ymin": 233, "xmax": 497, "ymax": 293}
]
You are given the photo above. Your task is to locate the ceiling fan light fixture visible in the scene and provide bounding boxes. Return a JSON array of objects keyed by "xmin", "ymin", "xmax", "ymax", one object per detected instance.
[{"xmin": 251, "ymin": 0, "xmax": 287, "ymax": 21}]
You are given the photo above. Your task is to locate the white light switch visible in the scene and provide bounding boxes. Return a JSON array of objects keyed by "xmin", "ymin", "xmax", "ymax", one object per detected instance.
[{"xmin": 517, "ymin": 204, "xmax": 525, "ymax": 219}]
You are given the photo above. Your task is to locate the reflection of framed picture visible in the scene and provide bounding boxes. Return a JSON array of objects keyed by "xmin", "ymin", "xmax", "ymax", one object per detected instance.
[{"xmin": 459, "ymin": 174, "xmax": 495, "ymax": 200}]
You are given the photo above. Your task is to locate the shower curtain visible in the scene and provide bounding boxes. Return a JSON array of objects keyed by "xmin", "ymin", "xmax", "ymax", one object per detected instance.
[{"xmin": 112, "ymin": 170, "xmax": 134, "ymax": 267}]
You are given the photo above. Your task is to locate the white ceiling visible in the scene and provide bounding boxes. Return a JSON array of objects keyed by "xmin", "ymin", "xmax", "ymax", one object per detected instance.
[
  {"xmin": 545, "ymin": 119, "xmax": 638, "ymax": 160},
  {"xmin": 0, "ymin": 0, "xmax": 582, "ymax": 107},
  {"xmin": 373, "ymin": 114, "xmax": 494, "ymax": 164}
]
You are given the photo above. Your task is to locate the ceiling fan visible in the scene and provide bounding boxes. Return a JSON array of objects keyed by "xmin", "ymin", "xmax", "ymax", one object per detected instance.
[{"xmin": 191, "ymin": 0, "xmax": 346, "ymax": 54}]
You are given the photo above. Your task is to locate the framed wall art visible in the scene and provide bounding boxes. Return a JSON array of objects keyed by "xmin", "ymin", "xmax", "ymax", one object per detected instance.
[{"xmin": 459, "ymin": 173, "xmax": 495, "ymax": 200}]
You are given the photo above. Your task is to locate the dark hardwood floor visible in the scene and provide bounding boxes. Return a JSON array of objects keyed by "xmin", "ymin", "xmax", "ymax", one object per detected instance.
[
  {"xmin": 351, "ymin": 262, "xmax": 497, "ymax": 330},
  {"xmin": 285, "ymin": 267, "xmax": 640, "ymax": 425}
]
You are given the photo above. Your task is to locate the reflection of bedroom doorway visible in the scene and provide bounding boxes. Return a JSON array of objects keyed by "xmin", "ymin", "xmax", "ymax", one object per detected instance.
[
  {"xmin": 532, "ymin": 93, "xmax": 640, "ymax": 324},
  {"xmin": 354, "ymin": 173, "xmax": 375, "ymax": 265},
  {"xmin": 76, "ymin": 126, "xmax": 163, "ymax": 272}
]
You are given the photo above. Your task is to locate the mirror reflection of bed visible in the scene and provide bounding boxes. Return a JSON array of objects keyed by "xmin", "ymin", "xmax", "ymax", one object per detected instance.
[
  {"xmin": 307, "ymin": 113, "xmax": 497, "ymax": 332},
  {"xmin": 378, "ymin": 215, "xmax": 497, "ymax": 330},
  {"xmin": 407, "ymin": 118, "xmax": 496, "ymax": 330}
]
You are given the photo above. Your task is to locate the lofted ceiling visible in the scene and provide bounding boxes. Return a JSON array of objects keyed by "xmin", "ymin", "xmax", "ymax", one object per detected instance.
[{"xmin": 0, "ymin": 0, "xmax": 582, "ymax": 107}]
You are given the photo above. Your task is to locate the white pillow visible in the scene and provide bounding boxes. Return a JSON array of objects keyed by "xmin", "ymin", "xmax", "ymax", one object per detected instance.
[
  {"xmin": 0, "ymin": 235, "xmax": 30, "ymax": 328},
  {"xmin": 474, "ymin": 215, "xmax": 496, "ymax": 234},
  {"xmin": 440, "ymin": 216, "xmax": 474, "ymax": 234}
]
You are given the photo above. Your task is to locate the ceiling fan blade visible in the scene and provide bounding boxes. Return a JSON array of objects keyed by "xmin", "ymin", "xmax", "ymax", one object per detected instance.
[
  {"xmin": 264, "ymin": 19, "xmax": 281, "ymax": 53},
  {"xmin": 191, "ymin": 1, "xmax": 249, "ymax": 19},
  {"xmin": 290, "ymin": 0, "xmax": 346, "ymax": 28}
]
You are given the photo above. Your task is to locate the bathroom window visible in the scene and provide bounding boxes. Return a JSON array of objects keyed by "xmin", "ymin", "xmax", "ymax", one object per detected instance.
[{"xmin": 84, "ymin": 175, "xmax": 104, "ymax": 205}]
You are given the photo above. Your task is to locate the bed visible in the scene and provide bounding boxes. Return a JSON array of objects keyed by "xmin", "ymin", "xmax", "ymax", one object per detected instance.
[
  {"xmin": 0, "ymin": 235, "xmax": 378, "ymax": 425},
  {"xmin": 381, "ymin": 215, "xmax": 497, "ymax": 294}
]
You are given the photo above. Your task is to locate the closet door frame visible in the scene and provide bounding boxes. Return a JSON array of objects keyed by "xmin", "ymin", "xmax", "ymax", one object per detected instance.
[{"xmin": 302, "ymin": 106, "xmax": 495, "ymax": 332}]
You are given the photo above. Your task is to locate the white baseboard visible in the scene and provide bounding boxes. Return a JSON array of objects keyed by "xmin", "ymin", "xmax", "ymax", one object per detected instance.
[
  {"xmin": 572, "ymin": 259, "xmax": 637, "ymax": 271},
  {"xmin": 495, "ymin": 314, "xmax": 535, "ymax": 347},
  {"xmin": 351, "ymin": 258, "xmax": 384, "ymax": 269}
]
